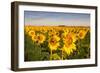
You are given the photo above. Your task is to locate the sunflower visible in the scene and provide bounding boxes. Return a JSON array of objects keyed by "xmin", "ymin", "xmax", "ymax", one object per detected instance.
[
  {"xmin": 62, "ymin": 32, "xmax": 77, "ymax": 43},
  {"xmin": 62, "ymin": 43, "xmax": 76, "ymax": 55},
  {"xmin": 31, "ymin": 35, "xmax": 37, "ymax": 42},
  {"xmin": 62, "ymin": 32, "xmax": 77, "ymax": 55},
  {"xmin": 78, "ymin": 29, "xmax": 88, "ymax": 39},
  {"xmin": 48, "ymin": 35, "xmax": 60, "ymax": 51},
  {"xmin": 41, "ymin": 28, "xmax": 47, "ymax": 33},
  {"xmin": 28, "ymin": 30, "xmax": 35, "ymax": 37},
  {"xmin": 25, "ymin": 26, "xmax": 30, "ymax": 33},
  {"xmin": 48, "ymin": 30, "xmax": 57, "ymax": 37},
  {"xmin": 35, "ymin": 34, "xmax": 46, "ymax": 44}
]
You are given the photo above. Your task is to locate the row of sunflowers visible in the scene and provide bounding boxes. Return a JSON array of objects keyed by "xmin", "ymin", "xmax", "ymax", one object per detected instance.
[{"xmin": 24, "ymin": 26, "xmax": 90, "ymax": 61}]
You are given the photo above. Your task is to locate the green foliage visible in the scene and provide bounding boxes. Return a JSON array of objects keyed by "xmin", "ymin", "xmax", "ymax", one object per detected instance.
[
  {"xmin": 24, "ymin": 34, "xmax": 50, "ymax": 61},
  {"xmin": 51, "ymin": 54, "xmax": 61, "ymax": 60}
]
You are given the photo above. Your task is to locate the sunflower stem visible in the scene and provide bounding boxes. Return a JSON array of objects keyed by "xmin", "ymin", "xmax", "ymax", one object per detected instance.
[
  {"xmin": 50, "ymin": 50, "xmax": 52, "ymax": 60},
  {"xmin": 62, "ymin": 50, "xmax": 63, "ymax": 60}
]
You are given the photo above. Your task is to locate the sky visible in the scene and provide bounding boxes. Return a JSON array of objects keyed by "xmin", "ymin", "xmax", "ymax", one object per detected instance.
[{"xmin": 24, "ymin": 11, "xmax": 90, "ymax": 26}]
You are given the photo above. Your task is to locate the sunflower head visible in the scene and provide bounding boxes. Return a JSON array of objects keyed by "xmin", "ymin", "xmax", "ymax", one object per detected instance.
[
  {"xmin": 25, "ymin": 26, "xmax": 30, "ymax": 33},
  {"xmin": 28, "ymin": 30, "xmax": 35, "ymax": 37},
  {"xmin": 62, "ymin": 32, "xmax": 77, "ymax": 44},
  {"xmin": 48, "ymin": 30, "xmax": 57, "ymax": 37},
  {"xmin": 35, "ymin": 34, "xmax": 46, "ymax": 44},
  {"xmin": 62, "ymin": 43, "xmax": 76, "ymax": 56},
  {"xmin": 48, "ymin": 35, "xmax": 60, "ymax": 51},
  {"xmin": 78, "ymin": 29, "xmax": 88, "ymax": 39},
  {"xmin": 31, "ymin": 35, "xmax": 37, "ymax": 42},
  {"xmin": 61, "ymin": 32, "xmax": 77, "ymax": 55},
  {"xmin": 41, "ymin": 28, "xmax": 47, "ymax": 33}
]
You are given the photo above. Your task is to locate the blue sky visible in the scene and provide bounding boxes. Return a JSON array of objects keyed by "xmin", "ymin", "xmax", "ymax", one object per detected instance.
[{"xmin": 24, "ymin": 11, "xmax": 90, "ymax": 26}]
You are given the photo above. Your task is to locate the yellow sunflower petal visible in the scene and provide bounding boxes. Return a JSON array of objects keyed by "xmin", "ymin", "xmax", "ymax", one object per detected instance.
[
  {"xmin": 28, "ymin": 30, "xmax": 35, "ymax": 37},
  {"xmin": 78, "ymin": 29, "xmax": 88, "ymax": 39},
  {"xmin": 48, "ymin": 35, "xmax": 60, "ymax": 51},
  {"xmin": 62, "ymin": 43, "xmax": 76, "ymax": 55},
  {"xmin": 35, "ymin": 34, "xmax": 46, "ymax": 44}
]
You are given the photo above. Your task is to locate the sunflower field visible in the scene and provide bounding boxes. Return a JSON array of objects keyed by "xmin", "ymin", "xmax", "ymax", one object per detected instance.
[{"xmin": 24, "ymin": 26, "xmax": 90, "ymax": 61}]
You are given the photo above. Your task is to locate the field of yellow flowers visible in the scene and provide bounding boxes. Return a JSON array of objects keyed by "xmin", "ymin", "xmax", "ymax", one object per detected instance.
[{"xmin": 24, "ymin": 26, "xmax": 90, "ymax": 61}]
